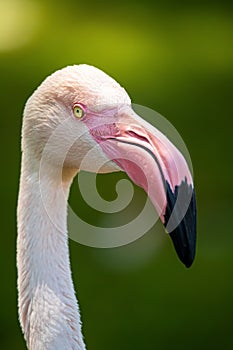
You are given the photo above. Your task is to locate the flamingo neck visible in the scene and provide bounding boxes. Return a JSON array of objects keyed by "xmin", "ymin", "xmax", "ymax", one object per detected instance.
[{"xmin": 17, "ymin": 155, "xmax": 86, "ymax": 350}]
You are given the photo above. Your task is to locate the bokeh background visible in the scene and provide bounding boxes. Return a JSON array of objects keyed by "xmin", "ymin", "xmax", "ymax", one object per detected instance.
[{"xmin": 0, "ymin": 0, "xmax": 232, "ymax": 349}]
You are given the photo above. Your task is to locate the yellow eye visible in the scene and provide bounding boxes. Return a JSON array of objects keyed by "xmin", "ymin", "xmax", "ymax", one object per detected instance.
[{"xmin": 73, "ymin": 105, "xmax": 84, "ymax": 118}]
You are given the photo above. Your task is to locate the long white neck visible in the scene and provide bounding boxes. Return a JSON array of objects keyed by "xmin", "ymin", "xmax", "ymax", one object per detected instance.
[{"xmin": 17, "ymin": 154, "xmax": 86, "ymax": 350}]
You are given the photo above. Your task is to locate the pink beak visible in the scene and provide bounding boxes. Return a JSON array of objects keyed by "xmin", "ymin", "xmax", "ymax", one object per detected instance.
[{"xmin": 87, "ymin": 105, "xmax": 196, "ymax": 267}]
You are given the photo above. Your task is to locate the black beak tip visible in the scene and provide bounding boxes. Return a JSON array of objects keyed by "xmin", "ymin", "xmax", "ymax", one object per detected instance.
[
  {"xmin": 169, "ymin": 230, "xmax": 195, "ymax": 268},
  {"xmin": 184, "ymin": 255, "xmax": 194, "ymax": 268},
  {"xmin": 164, "ymin": 180, "xmax": 197, "ymax": 269}
]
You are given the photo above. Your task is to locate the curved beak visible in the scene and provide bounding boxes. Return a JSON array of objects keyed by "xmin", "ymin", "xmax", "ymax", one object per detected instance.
[{"xmin": 89, "ymin": 106, "xmax": 196, "ymax": 267}]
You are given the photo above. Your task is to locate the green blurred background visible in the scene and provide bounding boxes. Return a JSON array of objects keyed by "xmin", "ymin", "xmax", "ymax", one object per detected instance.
[{"xmin": 0, "ymin": 0, "xmax": 232, "ymax": 348}]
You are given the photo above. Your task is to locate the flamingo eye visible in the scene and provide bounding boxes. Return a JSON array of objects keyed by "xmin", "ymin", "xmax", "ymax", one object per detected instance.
[{"xmin": 73, "ymin": 104, "xmax": 84, "ymax": 118}]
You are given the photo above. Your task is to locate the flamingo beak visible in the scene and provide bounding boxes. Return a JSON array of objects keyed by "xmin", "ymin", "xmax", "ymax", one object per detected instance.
[{"xmin": 89, "ymin": 106, "xmax": 196, "ymax": 267}]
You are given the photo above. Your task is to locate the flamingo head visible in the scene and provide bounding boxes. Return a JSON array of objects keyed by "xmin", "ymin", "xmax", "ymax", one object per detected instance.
[{"xmin": 22, "ymin": 64, "xmax": 196, "ymax": 267}]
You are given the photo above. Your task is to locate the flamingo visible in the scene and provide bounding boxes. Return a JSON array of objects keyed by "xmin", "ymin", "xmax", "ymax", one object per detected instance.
[{"xmin": 17, "ymin": 64, "xmax": 196, "ymax": 350}]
